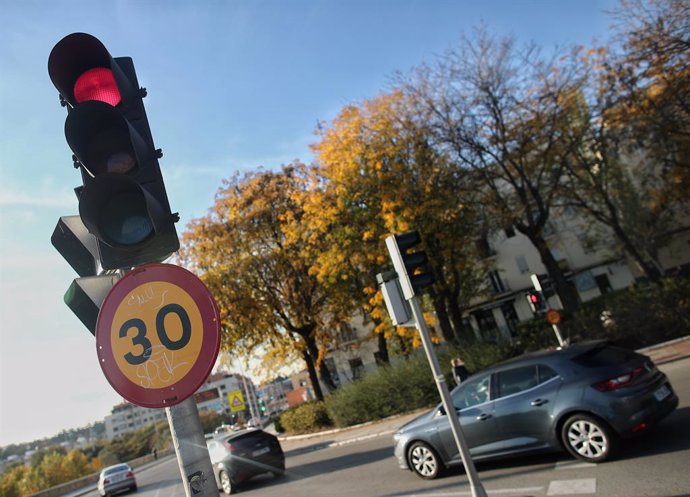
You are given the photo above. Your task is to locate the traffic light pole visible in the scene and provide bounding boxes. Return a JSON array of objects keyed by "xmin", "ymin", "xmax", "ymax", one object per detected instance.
[
  {"xmin": 385, "ymin": 232, "xmax": 487, "ymax": 497},
  {"xmin": 407, "ymin": 296, "xmax": 489, "ymax": 497},
  {"xmin": 166, "ymin": 397, "xmax": 220, "ymax": 497}
]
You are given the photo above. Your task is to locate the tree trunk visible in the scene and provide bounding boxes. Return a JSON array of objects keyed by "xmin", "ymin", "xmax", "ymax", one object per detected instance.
[
  {"xmin": 530, "ymin": 234, "xmax": 581, "ymax": 313},
  {"xmin": 609, "ymin": 219, "xmax": 663, "ymax": 282},
  {"xmin": 375, "ymin": 330, "xmax": 390, "ymax": 365},
  {"xmin": 301, "ymin": 348, "xmax": 324, "ymax": 401},
  {"xmin": 430, "ymin": 288, "xmax": 456, "ymax": 343},
  {"xmin": 448, "ymin": 298, "xmax": 474, "ymax": 343},
  {"xmin": 302, "ymin": 331, "xmax": 337, "ymax": 393}
]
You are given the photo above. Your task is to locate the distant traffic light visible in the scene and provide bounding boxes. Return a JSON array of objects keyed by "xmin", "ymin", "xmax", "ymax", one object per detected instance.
[
  {"xmin": 526, "ymin": 291, "xmax": 547, "ymax": 313},
  {"xmin": 49, "ymin": 32, "xmax": 179, "ymax": 270},
  {"xmin": 385, "ymin": 231, "xmax": 435, "ymax": 299}
]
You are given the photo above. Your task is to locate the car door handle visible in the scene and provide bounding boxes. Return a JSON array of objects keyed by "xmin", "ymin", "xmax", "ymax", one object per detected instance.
[
  {"xmin": 477, "ymin": 413, "xmax": 492, "ymax": 421},
  {"xmin": 531, "ymin": 398, "xmax": 548, "ymax": 406}
]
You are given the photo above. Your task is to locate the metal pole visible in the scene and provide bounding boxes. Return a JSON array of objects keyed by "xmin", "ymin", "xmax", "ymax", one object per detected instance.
[
  {"xmin": 239, "ymin": 364, "xmax": 259, "ymax": 425},
  {"xmin": 552, "ymin": 323, "xmax": 565, "ymax": 347},
  {"xmin": 166, "ymin": 397, "xmax": 219, "ymax": 497},
  {"xmin": 408, "ymin": 297, "xmax": 488, "ymax": 497}
]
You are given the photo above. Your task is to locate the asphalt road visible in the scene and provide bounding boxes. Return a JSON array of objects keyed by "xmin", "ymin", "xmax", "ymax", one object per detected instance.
[{"xmin": 72, "ymin": 357, "xmax": 690, "ymax": 497}]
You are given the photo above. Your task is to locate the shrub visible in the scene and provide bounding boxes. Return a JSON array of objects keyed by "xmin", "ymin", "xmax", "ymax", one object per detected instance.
[
  {"xmin": 325, "ymin": 354, "xmax": 439, "ymax": 428},
  {"xmin": 279, "ymin": 401, "xmax": 332, "ymax": 434}
]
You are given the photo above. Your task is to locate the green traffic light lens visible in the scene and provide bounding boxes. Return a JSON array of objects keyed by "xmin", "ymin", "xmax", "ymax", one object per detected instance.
[{"xmin": 100, "ymin": 192, "xmax": 153, "ymax": 246}]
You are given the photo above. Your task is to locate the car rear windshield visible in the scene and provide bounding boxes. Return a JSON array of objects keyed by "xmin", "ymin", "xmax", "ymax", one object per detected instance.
[
  {"xmin": 104, "ymin": 465, "xmax": 129, "ymax": 475},
  {"xmin": 571, "ymin": 345, "xmax": 637, "ymax": 367},
  {"xmin": 225, "ymin": 430, "xmax": 272, "ymax": 448}
]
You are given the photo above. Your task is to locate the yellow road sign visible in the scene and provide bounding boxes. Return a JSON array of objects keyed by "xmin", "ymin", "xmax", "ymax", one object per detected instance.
[{"xmin": 228, "ymin": 389, "xmax": 245, "ymax": 412}]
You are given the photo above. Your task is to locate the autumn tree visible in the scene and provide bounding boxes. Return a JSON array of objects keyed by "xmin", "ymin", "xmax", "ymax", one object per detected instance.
[
  {"xmin": 400, "ymin": 30, "xmax": 583, "ymax": 313},
  {"xmin": 605, "ymin": 0, "xmax": 690, "ymax": 201},
  {"xmin": 309, "ymin": 91, "xmax": 488, "ymax": 345},
  {"xmin": 179, "ymin": 164, "xmax": 346, "ymax": 401},
  {"xmin": 552, "ymin": 59, "xmax": 675, "ymax": 281}
]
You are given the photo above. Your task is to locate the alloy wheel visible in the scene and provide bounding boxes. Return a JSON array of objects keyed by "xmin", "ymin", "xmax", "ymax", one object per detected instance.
[
  {"xmin": 563, "ymin": 415, "xmax": 613, "ymax": 462},
  {"xmin": 408, "ymin": 442, "xmax": 441, "ymax": 479}
]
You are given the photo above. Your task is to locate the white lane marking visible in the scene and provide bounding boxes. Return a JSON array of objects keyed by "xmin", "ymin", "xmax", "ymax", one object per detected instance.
[
  {"xmin": 555, "ymin": 460, "xmax": 597, "ymax": 470},
  {"xmin": 547, "ymin": 478, "xmax": 596, "ymax": 495},
  {"xmin": 390, "ymin": 486, "xmax": 543, "ymax": 496}
]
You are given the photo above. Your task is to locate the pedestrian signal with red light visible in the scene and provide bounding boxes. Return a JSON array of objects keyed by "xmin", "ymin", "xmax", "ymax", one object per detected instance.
[{"xmin": 526, "ymin": 291, "xmax": 547, "ymax": 313}]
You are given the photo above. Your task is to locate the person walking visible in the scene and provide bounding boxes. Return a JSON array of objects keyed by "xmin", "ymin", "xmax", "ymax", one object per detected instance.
[{"xmin": 451, "ymin": 357, "xmax": 468, "ymax": 386}]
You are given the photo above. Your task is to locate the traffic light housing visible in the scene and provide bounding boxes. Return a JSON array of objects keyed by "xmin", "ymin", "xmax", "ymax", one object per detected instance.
[
  {"xmin": 385, "ymin": 231, "xmax": 435, "ymax": 300},
  {"xmin": 527, "ymin": 291, "xmax": 547, "ymax": 314},
  {"xmin": 49, "ymin": 32, "xmax": 179, "ymax": 270}
]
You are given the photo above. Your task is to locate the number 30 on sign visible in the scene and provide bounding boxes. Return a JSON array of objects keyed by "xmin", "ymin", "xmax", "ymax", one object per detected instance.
[{"xmin": 96, "ymin": 264, "xmax": 221, "ymax": 408}]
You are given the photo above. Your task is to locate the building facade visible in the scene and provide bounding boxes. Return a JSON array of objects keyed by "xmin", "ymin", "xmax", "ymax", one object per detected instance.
[
  {"xmin": 103, "ymin": 372, "xmax": 259, "ymax": 439},
  {"xmin": 317, "ymin": 214, "xmax": 690, "ymax": 386}
]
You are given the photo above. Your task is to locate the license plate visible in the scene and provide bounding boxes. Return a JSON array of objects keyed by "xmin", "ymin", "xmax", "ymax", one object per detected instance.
[
  {"xmin": 252, "ymin": 447, "xmax": 270, "ymax": 457},
  {"xmin": 654, "ymin": 384, "xmax": 671, "ymax": 401}
]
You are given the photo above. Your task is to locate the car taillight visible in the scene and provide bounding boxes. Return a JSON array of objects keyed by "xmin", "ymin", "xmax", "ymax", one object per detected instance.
[
  {"xmin": 126, "ymin": 471, "xmax": 133, "ymax": 478},
  {"xmin": 103, "ymin": 479, "xmax": 110, "ymax": 484},
  {"xmin": 593, "ymin": 367, "xmax": 643, "ymax": 392},
  {"xmin": 223, "ymin": 440, "xmax": 236, "ymax": 452}
]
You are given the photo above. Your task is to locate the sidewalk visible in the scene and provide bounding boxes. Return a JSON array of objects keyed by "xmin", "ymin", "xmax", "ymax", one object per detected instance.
[
  {"xmin": 277, "ymin": 335, "xmax": 690, "ymax": 453},
  {"xmin": 636, "ymin": 335, "xmax": 690, "ymax": 365}
]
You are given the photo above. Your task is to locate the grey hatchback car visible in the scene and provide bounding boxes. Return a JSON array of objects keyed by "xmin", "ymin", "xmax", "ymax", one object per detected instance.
[
  {"xmin": 207, "ymin": 428, "xmax": 285, "ymax": 494},
  {"xmin": 394, "ymin": 341, "xmax": 678, "ymax": 479}
]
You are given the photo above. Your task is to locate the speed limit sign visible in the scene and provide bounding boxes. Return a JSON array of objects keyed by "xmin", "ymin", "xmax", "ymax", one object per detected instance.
[{"xmin": 96, "ymin": 263, "xmax": 221, "ymax": 408}]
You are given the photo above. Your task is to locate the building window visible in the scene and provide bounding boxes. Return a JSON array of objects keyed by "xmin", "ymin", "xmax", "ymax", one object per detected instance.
[
  {"xmin": 324, "ymin": 357, "xmax": 341, "ymax": 387},
  {"xmin": 488, "ymin": 269, "xmax": 508, "ymax": 294},
  {"xmin": 472, "ymin": 309, "xmax": 499, "ymax": 340},
  {"xmin": 595, "ymin": 274, "xmax": 613, "ymax": 294},
  {"xmin": 337, "ymin": 324, "xmax": 358, "ymax": 344},
  {"xmin": 516, "ymin": 255, "xmax": 529, "ymax": 274},
  {"xmin": 349, "ymin": 358, "xmax": 364, "ymax": 381},
  {"xmin": 500, "ymin": 301, "xmax": 519, "ymax": 337}
]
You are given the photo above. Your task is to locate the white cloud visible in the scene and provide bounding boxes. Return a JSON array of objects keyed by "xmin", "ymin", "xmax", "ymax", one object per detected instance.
[{"xmin": 0, "ymin": 180, "xmax": 75, "ymax": 208}]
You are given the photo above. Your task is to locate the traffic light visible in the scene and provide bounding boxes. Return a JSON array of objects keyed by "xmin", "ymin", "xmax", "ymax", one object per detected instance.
[
  {"xmin": 51, "ymin": 215, "xmax": 120, "ymax": 335},
  {"xmin": 385, "ymin": 231, "xmax": 435, "ymax": 300},
  {"xmin": 48, "ymin": 32, "xmax": 179, "ymax": 270},
  {"xmin": 527, "ymin": 291, "xmax": 547, "ymax": 313}
]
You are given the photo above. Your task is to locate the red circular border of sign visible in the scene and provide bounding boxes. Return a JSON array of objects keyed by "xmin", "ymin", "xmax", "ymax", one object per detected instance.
[
  {"xmin": 96, "ymin": 263, "xmax": 221, "ymax": 409},
  {"xmin": 545, "ymin": 309, "xmax": 561, "ymax": 325}
]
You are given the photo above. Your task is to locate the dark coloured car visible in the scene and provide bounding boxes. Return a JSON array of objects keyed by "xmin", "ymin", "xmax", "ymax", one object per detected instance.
[
  {"xmin": 394, "ymin": 341, "xmax": 678, "ymax": 479},
  {"xmin": 97, "ymin": 463, "xmax": 137, "ymax": 496},
  {"xmin": 207, "ymin": 428, "xmax": 285, "ymax": 494}
]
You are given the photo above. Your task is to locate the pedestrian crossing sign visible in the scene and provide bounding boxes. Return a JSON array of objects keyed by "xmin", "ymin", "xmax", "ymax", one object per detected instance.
[{"xmin": 228, "ymin": 390, "xmax": 245, "ymax": 412}]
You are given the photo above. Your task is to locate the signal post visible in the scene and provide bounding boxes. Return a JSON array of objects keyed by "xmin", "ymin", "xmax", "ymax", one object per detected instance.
[
  {"xmin": 48, "ymin": 33, "xmax": 220, "ymax": 497},
  {"xmin": 384, "ymin": 231, "xmax": 488, "ymax": 497}
]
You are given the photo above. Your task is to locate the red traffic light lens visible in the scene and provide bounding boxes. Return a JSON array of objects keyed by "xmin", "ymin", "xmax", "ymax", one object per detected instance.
[{"xmin": 74, "ymin": 68, "xmax": 121, "ymax": 106}]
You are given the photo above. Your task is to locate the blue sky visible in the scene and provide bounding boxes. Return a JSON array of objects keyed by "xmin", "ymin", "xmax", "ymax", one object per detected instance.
[{"xmin": 0, "ymin": 0, "xmax": 615, "ymax": 447}]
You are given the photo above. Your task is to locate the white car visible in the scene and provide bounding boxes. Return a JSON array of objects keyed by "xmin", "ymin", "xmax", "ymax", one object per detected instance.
[{"xmin": 98, "ymin": 463, "xmax": 137, "ymax": 496}]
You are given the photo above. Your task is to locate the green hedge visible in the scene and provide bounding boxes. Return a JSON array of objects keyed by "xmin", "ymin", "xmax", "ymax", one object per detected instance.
[
  {"xmin": 278, "ymin": 401, "xmax": 332, "ymax": 434},
  {"xmin": 325, "ymin": 354, "xmax": 441, "ymax": 428}
]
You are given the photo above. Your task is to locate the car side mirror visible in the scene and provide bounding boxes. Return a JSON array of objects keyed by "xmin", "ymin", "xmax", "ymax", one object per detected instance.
[{"xmin": 438, "ymin": 405, "xmax": 446, "ymax": 416}]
